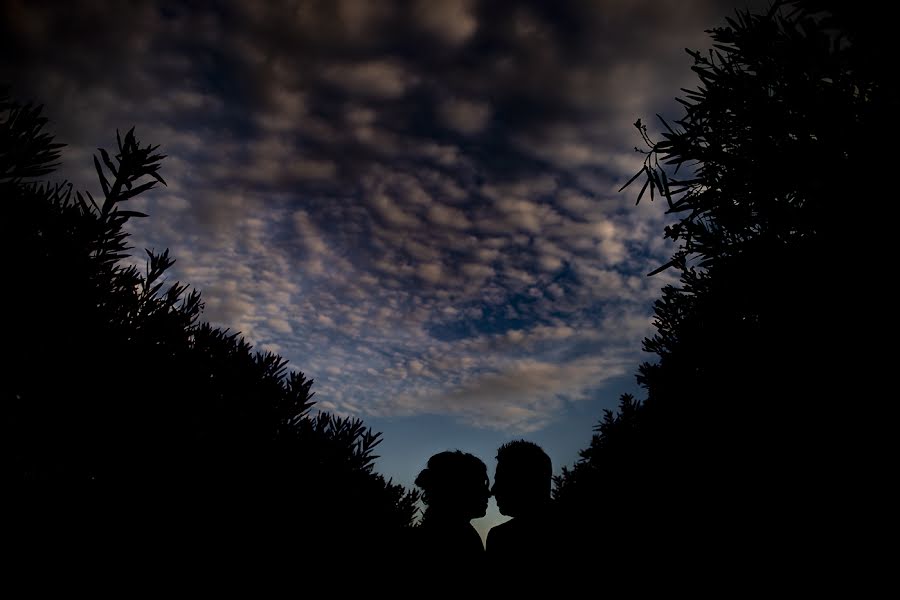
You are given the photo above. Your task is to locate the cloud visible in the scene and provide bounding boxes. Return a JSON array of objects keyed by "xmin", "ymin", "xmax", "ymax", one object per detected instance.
[
  {"xmin": 439, "ymin": 97, "xmax": 492, "ymax": 135},
  {"xmin": 321, "ymin": 60, "xmax": 417, "ymax": 99},
  {"xmin": 413, "ymin": 0, "xmax": 477, "ymax": 46},
  {"xmin": 0, "ymin": 0, "xmax": 759, "ymax": 434},
  {"xmin": 385, "ymin": 355, "xmax": 632, "ymax": 432},
  {"xmin": 426, "ymin": 202, "xmax": 472, "ymax": 230},
  {"xmin": 268, "ymin": 318, "xmax": 294, "ymax": 334},
  {"xmin": 257, "ymin": 88, "xmax": 307, "ymax": 132},
  {"xmin": 371, "ymin": 192, "xmax": 422, "ymax": 228},
  {"xmin": 244, "ymin": 136, "xmax": 337, "ymax": 183}
]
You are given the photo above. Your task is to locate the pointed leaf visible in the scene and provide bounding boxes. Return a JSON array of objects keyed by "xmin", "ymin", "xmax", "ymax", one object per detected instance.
[
  {"xmin": 117, "ymin": 180, "xmax": 156, "ymax": 201},
  {"xmin": 656, "ymin": 114, "xmax": 676, "ymax": 136},
  {"xmin": 618, "ymin": 168, "xmax": 645, "ymax": 193},
  {"xmin": 647, "ymin": 257, "xmax": 680, "ymax": 277},
  {"xmin": 94, "ymin": 155, "xmax": 111, "ymax": 198},
  {"xmin": 149, "ymin": 170, "xmax": 167, "ymax": 186},
  {"xmin": 75, "ymin": 191, "xmax": 88, "ymax": 212},
  {"xmin": 659, "ymin": 169, "xmax": 673, "ymax": 209},
  {"xmin": 85, "ymin": 190, "xmax": 100, "ymax": 212},
  {"xmin": 636, "ymin": 176, "xmax": 650, "ymax": 205},
  {"xmin": 99, "ymin": 148, "xmax": 118, "ymax": 178}
]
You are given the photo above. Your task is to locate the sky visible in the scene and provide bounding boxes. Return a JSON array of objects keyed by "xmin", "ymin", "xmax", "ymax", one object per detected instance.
[{"xmin": 2, "ymin": 0, "xmax": 763, "ymax": 541}]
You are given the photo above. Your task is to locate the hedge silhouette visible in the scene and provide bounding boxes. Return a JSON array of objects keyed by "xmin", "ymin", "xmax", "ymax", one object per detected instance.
[
  {"xmin": 3, "ymin": 89, "xmax": 419, "ymax": 563},
  {"xmin": 553, "ymin": 1, "xmax": 885, "ymax": 587}
]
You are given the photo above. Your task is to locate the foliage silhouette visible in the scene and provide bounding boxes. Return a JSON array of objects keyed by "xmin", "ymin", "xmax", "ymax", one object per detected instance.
[
  {"xmin": 3, "ymin": 89, "xmax": 419, "ymax": 563},
  {"xmin": 554, "ymin": 1, "xmax": 884, "ymax": 586}
]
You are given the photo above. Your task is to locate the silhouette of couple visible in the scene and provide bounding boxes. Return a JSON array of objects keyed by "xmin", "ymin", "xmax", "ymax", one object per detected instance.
[{"xmin": 409, "ymin": 440, "xmax": 560, "ymax": 587}]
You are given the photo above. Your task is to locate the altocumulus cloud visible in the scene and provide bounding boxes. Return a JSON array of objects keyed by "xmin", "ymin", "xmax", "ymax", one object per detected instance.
[{"xmin": 1, "ymin": 0, "xmax": 757, "ymax": 432}]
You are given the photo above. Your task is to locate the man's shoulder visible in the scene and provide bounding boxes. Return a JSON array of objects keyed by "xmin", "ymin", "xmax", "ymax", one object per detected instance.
[
  {"xmin": 488, "ymin": 518, "xmax": 518, "ymax": 536},
  {"xmin": 487, "ymin": 519, "xmax": 513, "ymax": 556},
  {"xmin": 487, "ymin": 518, "xmax": 524, "ymax": 547}
]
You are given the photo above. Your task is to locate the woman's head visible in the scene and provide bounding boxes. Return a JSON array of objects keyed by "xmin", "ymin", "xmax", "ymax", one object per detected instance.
[{"xmin": 415, "ymin": 451, "xmax": 490, "ymax": 520}]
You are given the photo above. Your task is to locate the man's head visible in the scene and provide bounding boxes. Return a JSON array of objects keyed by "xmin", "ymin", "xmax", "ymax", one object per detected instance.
[{"xmin": 491, "ymin": 440, "xmax": 551, "ymax": 518}]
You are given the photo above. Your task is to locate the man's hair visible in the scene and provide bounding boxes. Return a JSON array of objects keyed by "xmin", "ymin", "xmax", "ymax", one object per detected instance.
[{"xmin": 496, "ymin": 440, "xmax": 551, "ymax": 483}]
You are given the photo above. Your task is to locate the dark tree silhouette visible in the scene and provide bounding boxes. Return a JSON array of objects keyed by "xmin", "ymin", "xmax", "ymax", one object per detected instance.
[
  {"xmin": 554, "ymin": 1, "xmax": 885, "ymax": 587},
  {"xmin": 553, "ymin": 394, "xmax": 643, "ymax": 509},
  {"xmin": 2, "ymin": 89, "xmax": 419, "ymax": 567}
]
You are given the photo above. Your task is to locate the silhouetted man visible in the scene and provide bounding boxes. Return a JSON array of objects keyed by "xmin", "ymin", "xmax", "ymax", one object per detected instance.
[{"xmin": 486, "ymin": 440, "xmax": 561, "ymax": 580}]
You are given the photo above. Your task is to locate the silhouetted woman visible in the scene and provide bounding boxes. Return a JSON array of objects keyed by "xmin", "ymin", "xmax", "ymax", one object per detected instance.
[{"xmin": 409, "ymin": 451, "xmax": 490, "ymax": 582}]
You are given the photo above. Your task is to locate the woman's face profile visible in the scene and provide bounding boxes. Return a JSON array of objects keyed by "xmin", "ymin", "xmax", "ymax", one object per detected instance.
[
  {"xmin": 434, "ymin": 468, "xmax": 490, "ymax": 520},
  {"xmin": 464, "ymin": 472, "xmax": 491, "ymax": 519}
]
